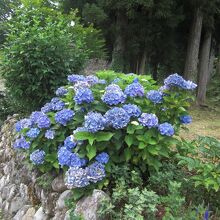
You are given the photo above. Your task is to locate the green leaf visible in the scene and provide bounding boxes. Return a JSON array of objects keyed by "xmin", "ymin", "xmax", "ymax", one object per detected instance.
[
  {"xmin": 86, "ymin": 145, "xmax": 96, "ymax": 160},
  {"xmin": 138, "ymin": 142, "xmax": 146, "ymax": 149},
  {"xmin": 147, "ymin": 145, "xmax": 159, "ymax": 155},
  {"xmin": 125, "ymin": 135, "xmax": 134, "ymax": 147},
  {"xmin": 95, "ymin": 132, "xmax": 114, "ymax": 142},
  {"xmin": 124, "ymin": 148, "xmax": 132, "ymax": 161}
]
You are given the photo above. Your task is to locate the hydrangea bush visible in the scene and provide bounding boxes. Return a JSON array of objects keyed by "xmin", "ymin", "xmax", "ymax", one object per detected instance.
[{"xmin": 14, "ymin": 71, "xmax": 196, "ymax": 189}]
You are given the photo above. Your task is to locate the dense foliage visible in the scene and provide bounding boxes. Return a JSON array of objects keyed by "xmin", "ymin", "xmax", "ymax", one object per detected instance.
[
  {"xmin": 1, "ymin": 6, "xmax": 105, "ymax": 112},
  {"xmin": 13, "ymin": 71, "xmax": 196, "ymax": 187}
]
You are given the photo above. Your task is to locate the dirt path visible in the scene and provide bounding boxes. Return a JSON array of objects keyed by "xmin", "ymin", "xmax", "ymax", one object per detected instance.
[{"xmin": 181, "ymin": 105, "xmax": 220, "ymax": 140}]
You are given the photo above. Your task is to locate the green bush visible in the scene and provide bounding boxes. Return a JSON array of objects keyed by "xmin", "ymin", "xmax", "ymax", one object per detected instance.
[
  {"xmin": 13, "ymin": 71, "xmax": 196, "ymax": 185},
  {"xmin": 1, "ymin": 6, "xmax": 105, "ymax": 112}
]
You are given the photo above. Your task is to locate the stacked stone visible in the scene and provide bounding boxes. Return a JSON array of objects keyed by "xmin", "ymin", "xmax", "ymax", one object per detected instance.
[{"xmin": 0, "ymin": 115, "xmax": 109, "ymax": 220}]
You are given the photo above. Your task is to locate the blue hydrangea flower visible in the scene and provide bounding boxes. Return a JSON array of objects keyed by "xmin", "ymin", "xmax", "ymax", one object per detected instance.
[
  {"xmin": 74, "ymin": 88, "xmax": 94, "ymax": 105},
  {"xmin": 73, "ymin": 127, "xmax": 88, "ymax": 134},
  {"xmin": 73, "ymin": 81, "xmax": 90, "ymax": 91},
  {"xmin": 30, "ymin": 149, "xmax": 45, "ymax": 165},
  {"xmin": 182, "ymin": 80, "xmax": 197, "ymax": 90},
  {"xmin": 41, "ymin": 103, "xmax": 52, "ymax": 113},
  {"xmin": 124, "ymin": 81, "xmax": 144, "ymax": 97},
  {"xmin": 84, "ymin": 112, "xmax": 106, "ymax": 133},
  {"xmin": 138, "ymin": 113, "xmax": 158, "ymax": 128},
  {"xmin": 87, "ymin": 162, "xmax": 106, "ymax": 183},
  {"xmin": 102, "ymin": 84, "xmax": 126, "ymax": 105},
  {"xmin": 55, "ymin": 109, "xmax": 74, "ymax": 126},
  {"xmin": 64, "ymin": 135, "xmax": 77, "ymax": 150},
  {"xmin": 30, "ymin": 111, "xmax": 44, "ymax": 124},
  {"xmin": 66, "ymin": 167, "xmax": 89, "ymax": 188},
  {"xmin": 14, "ymin": 136, "xmax": 30, "ymax": 149},
  {"xmin": 98, "ymin": 79, "xmax": 106, "ymax": 84},
  {"xmin": 80, "ymin": 158, "xmax": 88, "ymax": 167},
  {"xmin": 45, "ymin": 130, "xmax": 55, "ymax": 139},
  {"xmin": 50, "ymin": 98, "xmax": 65, "ymax": 111},
  {"xmin": 58, "ymin": 147, "xmax": 72, "ymax": 166},
  {"xmin": 112, "ymin": 78, "xmax": 121, "ymax": 83},
  {"xmin": 86, "ymin": 75, "xmax": 99, "ymax": 85},
  {"xmin": 69, "ymin": 153, "xmax": 82, "ymax": 167},
  {"xmin": 26, "ymin": 128, "xmax": 40, "ymax": 138},
  {"xmin": 164, "ymin": 73, "xmax": 185, "ymax": 88},
  {"xmin": 67, "ymin": 74, "xmax": 85, "ymax": 83},
  {"xmin": 180, "ymin": 115, "xmax": 192, "ymax": 124},
  {"xmin": 55, "ymin": 87, "xmax": 68, "ymax": 96},
  {"xmin": 95, "ymin": 153, "xmax": 109, "ymax": 164},
  {"xmin": 122, "ymin": 104, "xmax": 141, "ymax": 117},
  {"xmin": 159, "ymin": 85, "xmax": 170, "ymax": 92},
  {"xmin": 15, "ymin": 118, "xmax": 32, "ymax": 132},
  {"xmin": 36, "ymin": 113, "xmax": 51, "ymax": 129},
  {"xmin": 146, "ymin": 90, "xmax": 163, "ymax": 104},
  {"xmin": 164, "ymin": 73, "xmax": 197, "ymax": 90},
  {"xmin": 158, "ymin": 122, "xmax": 174, "ymax": 136},
  {"xmin": 104, "ymin": 107, "xmax": 130, "ymax": 129}
]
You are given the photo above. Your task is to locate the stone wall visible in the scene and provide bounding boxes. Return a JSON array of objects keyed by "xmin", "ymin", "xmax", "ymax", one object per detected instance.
[{"xmin": 0, "ymin": 116, "xmax": 108, "ymax": 220}]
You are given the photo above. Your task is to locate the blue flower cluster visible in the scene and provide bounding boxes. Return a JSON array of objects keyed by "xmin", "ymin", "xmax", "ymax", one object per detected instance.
[
  {"xmin": 164, "ymin": 73, "xmax": 197, "ymax": 90},
  {"xmin": 158, "ymin": 122, "xmax": 174, "ymax": 136},
  {"xmin": 95, "ymin": 152, "xmax": 109, "ymax": 164},
  {"xmin": 66, "ymin": 167, "xmax": 89, "ymax": 188},
  {"xmin": 36, "ymin": 113, "xmax": 51, "ymax": 129},
  {"xmin": 30, "ymin": 149, "xmax": 45, "ymax": 165},
  {"xmin": 104, "ymin": 107, "xmax": 130, "ymax": 129},
  {"xmin": 55, "ymin": 87, "xmax": 68, "ymax": 96},
  {"xmin": 45, "ymin": 129, "xmax": 55, "ymax": 139},
  {"xmin": 14, "ymin": 73, "xmax": 197, "ymax": 189},
  {"xmin": 68, "ymin": 74, "xmax": 85, "ymax": 83},
  {"xmin": 58, "ymin": 146, "xmax": 82, "ymax": 167},
  {"xmin": 122, "ymin": 104, "xmax": 141, "ymax": 117},
  {"xmin": 84, "ymin": 112, "xmax": 106, "ymax": 133},
  {"xmin": 50, "ymin": 98, "xmax": 65, "ymax": 111},
  {"xmin": 102, "ymin": 84, "xmax": 126, "ymax": 105},
  {"xmin": 55, "ymin": 109, "xmax": 74, "ymax": 126},
  {"xmin": 15, "ymin": 118, "xmax": 32, "ymax": 132},
  {"xmin": 64, "ymin": 135, "xmax": 77, "ymax": 150},
  {"xmin": 146, "ymin": 90, "xmax": 163, "ymax": 104},
  {"xmin": 124, "ymin": 79, "xmax": 144, "ymax": 97},
  {"xmin": 74, "ymin": 88, "xmax": 94, "ymax": 105},
  {"xmin": 138, "ymin": 113, "xmax": 158, "ymax": 128},
  {"xmin": 86, "ymin": 75, "xmax": 99, "ymax": 85},
  {"xmin": 180, "ymin": 115, "xmax": 192, "ymax": 124},
  {"xmin": 65, "ymin": 152, "xmax": 108, "ymax": 188},
  {"xmin": 26, "ymin": 128, "xmax": 40, "ymax": 138},
  {"xmin": 14, "ymin": 136, "xmax": 30, "ymax": 149},
  {"xmin": 73, "ymin": 81, "xmax": 90, "ymax": 91}
]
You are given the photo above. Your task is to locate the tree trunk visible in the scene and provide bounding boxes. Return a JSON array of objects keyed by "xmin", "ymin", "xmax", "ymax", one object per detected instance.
[
  {"xmin": 197, "ymin": 31, "xmax": 212, "ymax": 105},
  {"xmin": 217, "ymin": 46, "xmax": 220, "ymax": 77},
  {"xmin": 208, "ymin": 47, "xmax": 215, "ymax": 83},
  {"xmin": 139, "ymin": 50, "xmax": 147, "ymax": 74},
  {"xmin": 184, "ymin": 7, "xmax": 203, "ymax": 81},
  {"xmin": 152, "ymin": 62, "xmax": 158, "ymax": 81},
  {"xmin": 111, "ymin": 11, "xmax": 126, "ymax": 72}
]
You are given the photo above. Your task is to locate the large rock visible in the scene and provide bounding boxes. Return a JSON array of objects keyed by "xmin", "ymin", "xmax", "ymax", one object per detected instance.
[
  {"xmin": 52, "ymin": 174, "xmax": 67, "ymax": 193},
  {"xmin": 33, "ymin": 207, "xmax": 49, "ymax": 220},
  {"xmin": 75, "ymin": 190, "xmax": 110, "ymax": 220},
  {"xmin": 56, "ymin": 190, "xmax": 72, "ymax": 210},
  {"xmin": 13, "ymin": 205, "xmax": 31, "ymax": 220},
  {"xmin": 21, "ymin": 207, "xmax": 36, "ymax": 220},
  {"xmin": 41, "ymin": 191, "xmax": 59, "ymax": 216},
  {"xmin": 9, "ymin": 197, "xmax": 26, "ymax": 215}
]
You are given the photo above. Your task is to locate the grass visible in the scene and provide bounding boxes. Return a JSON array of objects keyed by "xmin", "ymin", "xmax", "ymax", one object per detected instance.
[{"xmin": 181, "ymin": 104, "xmax": 220, "ymax": 140}]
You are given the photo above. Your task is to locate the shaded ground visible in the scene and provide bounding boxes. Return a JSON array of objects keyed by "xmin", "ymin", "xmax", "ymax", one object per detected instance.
[{"xmin": 181, "ymin": 104, "xmax": 220, "ymax": 140}]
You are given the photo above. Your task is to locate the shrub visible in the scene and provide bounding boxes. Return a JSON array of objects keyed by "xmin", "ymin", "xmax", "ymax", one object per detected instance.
[
  {"xmin": 13, "ymin": 71, "xmax": 197, "ymax": 192},
  {"xmin": 1, "ymin": 6, "xmax": 105, "ymax": 112}
]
